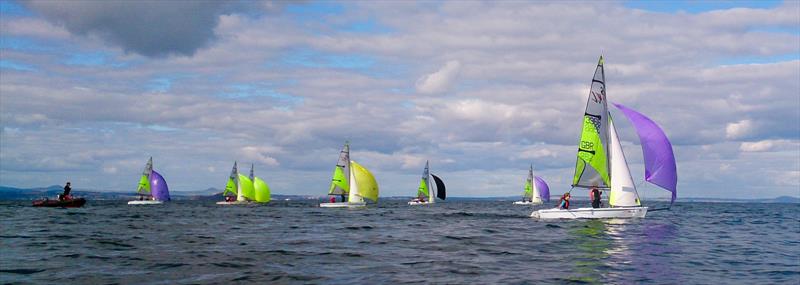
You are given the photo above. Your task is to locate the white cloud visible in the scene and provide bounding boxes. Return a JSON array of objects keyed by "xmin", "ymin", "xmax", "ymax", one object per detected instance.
[
  {"xmin": 726, "ymin": 119, "xmax": 754, "ymax": 139},
  {"xmin": 238, "ymin": 146, "xmax": 280, "ymax": 167},
  {"xmin": 739, "ymin": 139, "xmax": 795, "ymax": 152},
  {"xmin": 415, "ymin": 60, "xmax": 461, "ymax": 94}
]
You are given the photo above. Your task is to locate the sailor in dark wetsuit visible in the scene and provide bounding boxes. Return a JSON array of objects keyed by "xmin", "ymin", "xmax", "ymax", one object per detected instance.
[
  {"xmin": 59, "ymin": 182, "xmax": 72, "ymax": 201},
  {"xmin": 590, "ymin": 187, "xmax": 602, "ymax": 208}
]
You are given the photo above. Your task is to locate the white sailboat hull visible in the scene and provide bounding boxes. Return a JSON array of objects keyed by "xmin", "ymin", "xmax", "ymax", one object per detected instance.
[
  {"xmin": 127, "ymin": 200, "xmax": 163, "ymax": 205},
  {"xmin": 320, "ymin": 202, "xmax": 367, "ymax": 208},
  {"xmin": 531, "ymin": 206, "xmax": 647, "ymax": 219},
  {"xmin": 513, "ymin": 201, "xmax": 543, "ymax": 205},
  {"xmin": 408, "ymin": 201, "xmax": 434, "ymax": 205},
  {"xmin": 216, "ymin": 201, "xmax": 251, "ymax": 205}
]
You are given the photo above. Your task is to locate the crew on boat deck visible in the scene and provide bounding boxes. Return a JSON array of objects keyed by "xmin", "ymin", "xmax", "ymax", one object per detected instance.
[
  {"xmin": 590, "ymin": 186, "xmax": 602, "ymax": 208},
  {"xmin": 558, "ymin": 193, "xmax": 570, "ymax": 209},
  {"xmin": 59, "ymin": 182, "xmax": 72, "ymax": 201}
]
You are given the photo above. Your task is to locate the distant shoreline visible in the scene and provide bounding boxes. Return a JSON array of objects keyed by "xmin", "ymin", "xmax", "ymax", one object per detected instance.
[{"xmin": 1, "ymin": 185, "xmax": 797, "ymax": 203}]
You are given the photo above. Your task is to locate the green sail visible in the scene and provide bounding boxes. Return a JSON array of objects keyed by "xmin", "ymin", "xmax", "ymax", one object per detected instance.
[
  {"xmin": 137, "ymin": 174, "xmax": 151, "ymax": 194},
  {"xmin": 524, "ymin": 179, "xmax": 532, "ymax": 199},
  {"xmin": 223, "ymin": 177, "xmax": 237, "ymax": 196},
  {"xmin": 417, "ymin": 177, "xmax": 429, "ymax": 198},
  {"xmin": 253, "ymin": 177, "xmax": 270, "ymax": 203},
  {"xmin": 238, "ymin": 174, "xmax": 255, "ymax": 201},
  {"xmin": 351, "ymin": 161, "xmax": 379, "ymax": 202},
  {"xmin": 573, "ymin": 115, "xmax": 610, "ymax": 186},
  {"xmin": 328, "ymin": 165, "xmax": 349, "ymax": 195}
]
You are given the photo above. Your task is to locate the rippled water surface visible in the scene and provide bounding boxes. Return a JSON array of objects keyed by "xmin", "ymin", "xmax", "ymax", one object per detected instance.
[{"xmin": 1, "ymin": 200, "xmax": 798, "ymax": 284}]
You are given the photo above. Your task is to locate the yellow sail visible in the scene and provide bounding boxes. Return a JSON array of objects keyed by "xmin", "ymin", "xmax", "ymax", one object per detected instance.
[
  {"xmin": 238, "ymin": 174, "xmax": 255, "ymax": 201},
  {"xmin": 254, "ymin": 177, "xmax": 271, "ymax": 203},
  {"xmin": 350, "ymin": 160, "xmax": 379, "ymax": 202}
]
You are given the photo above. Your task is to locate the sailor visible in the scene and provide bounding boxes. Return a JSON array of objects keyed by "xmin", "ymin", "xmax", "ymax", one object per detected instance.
[
  {"xmin": 59, "ymin": 182, "xmax": 72, "ymax": 201},
  {"xmin": 340, "ymin": 194, "xmax": 346, "ymax": 202},
  {"xmin": 590, "ymin": 186, "xmax": 602, "ymax": 208},
  {"xmin": 558, "ymin": 193, "xmax": 570, "ymax": 209}
]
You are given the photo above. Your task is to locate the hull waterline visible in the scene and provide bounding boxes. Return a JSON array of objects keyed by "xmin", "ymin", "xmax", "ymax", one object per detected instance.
[
  {"xmin": 531, "ymin": 206, "xmax": 648, "ymax": 219},
  {"xmin": 127, "ymin": 200, "xmax": 163, "ymax": 205},
  {"xmin": 320, "ymin": 202, "xmax": 367, "ymax": 208}
]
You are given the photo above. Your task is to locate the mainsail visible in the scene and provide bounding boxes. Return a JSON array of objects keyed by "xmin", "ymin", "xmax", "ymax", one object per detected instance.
[
  {"xmin": 223, "ymin": 162, "xmax": 239, "ymax": 197},
  {"xmin": 417, "ymin": 161, "xmax": 431, "ymax": 199},
  {"xmin": 329, "ymin": 143, "xmax": 350, "ymax": 196},
  {"xmin": 612, "ymin": 103, "xmax": 678, "ymax": 204},
  {"xmin": 573, "ymin": 56, "xmax": 611, "ymax": 189},
  {"xmin": 523, "ymin": 165, "xmax": 533, "ymax": 200},
  {"xmin": 350, "ymin": 160, "xmax": 378, "ymax": 202},
  {"xmin": 137, "ymin": 157, "xmax": 153, "ymax": 195}
]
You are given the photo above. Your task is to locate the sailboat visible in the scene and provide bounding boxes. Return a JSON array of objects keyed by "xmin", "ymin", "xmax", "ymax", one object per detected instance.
[
  {"xmin": 513, "ymin": 164, "xmax": 549, "ymax": 205},
  {"xmin": 408, "ymin": 160, "xmax": 446, "ymax": 205},
  {"xmin": 531, "ymin": 57, "xmax": 677, "ymax": 219},
  {"xmin": 320, "ymin": 142, "xmax": 379, "ymax": 208},
  {"xmin": 128, "ymin": 157, "xmax": 170, "ymax": 205},
  {"xmin": 217, "ymin": 162, "xmax": 271, "ymax": 205}
]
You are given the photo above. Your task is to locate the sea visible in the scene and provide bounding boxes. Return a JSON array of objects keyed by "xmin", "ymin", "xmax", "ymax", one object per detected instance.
[{"xmin": 1, "ymin": 199, "xmax": 798, "ymax": 284}]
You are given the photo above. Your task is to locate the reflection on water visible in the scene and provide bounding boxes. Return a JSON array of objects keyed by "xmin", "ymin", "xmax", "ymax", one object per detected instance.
[
  {"xmin": 567, "ymin": 220, "xmax": 611, "ymax": 284},
  {"xmin": 566, "ymin": 218, "xmax": 681, "ymax": 284}
]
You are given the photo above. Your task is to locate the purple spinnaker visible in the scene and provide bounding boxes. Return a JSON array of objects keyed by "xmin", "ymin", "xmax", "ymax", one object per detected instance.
[
  {"xmin": 534, "ymin": 176, "xmax": 550, "ymax": 202},
  {"xmin": 612, "ymin": 103, "xmax": 677, "ymax": 204},
  {"xmin": 150, "ymin": 170, "xmax": 170, "ymax": 201}
]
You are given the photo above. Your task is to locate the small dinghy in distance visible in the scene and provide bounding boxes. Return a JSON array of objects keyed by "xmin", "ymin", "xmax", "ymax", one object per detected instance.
[
  {"xmin": 217, "ymin": 162, "xmax": 271, "ymax": 205},
  {"xmin": 408, "ymin": 160, "xmax": 446, "ymax": 205},
  {"xmin": 128, "ymin": 157, "xmax": 170, "ymax": 205},
  {"xmin": 531, "ymin": 57, "xmax": 677, "ymax": 219},
  {"xmin": 513, "ymin": 164, "xmax": 549, "ymax": 205},
  {"xmin": 320, "ymin": 142, "xmax": 379, "ymax": 208},
  {"xmin": 33, "ymin": 197, "xmax": 86, "ymax": 208}
]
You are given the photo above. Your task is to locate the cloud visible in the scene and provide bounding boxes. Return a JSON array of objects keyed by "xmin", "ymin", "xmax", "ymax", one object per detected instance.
[
  {"xmin": 726, "ymin": 119, "xmax": 754, "ymax": 139},
  {"xmin": 238, "ymin": 146, "xmax": 280, "ymax": 167},
  {"xmin": 1, "ymin": 2, "xmax": 798, "ymax": 199},
  {"xmin": 23, "ymin": 1, "xmax": 241, "ymax": 57},
  {"xmin": 739, "ymin": 139, "xmax": 795, "ymax": 152},
  {"xmin": 415, "ymin": 60, "xmax": 461, "ymax": 94}
]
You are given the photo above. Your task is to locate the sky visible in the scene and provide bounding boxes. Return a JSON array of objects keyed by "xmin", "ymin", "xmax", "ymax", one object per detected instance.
[{"xmin": 0, "ymin": 0, "xmax": 798, "ymax": 199}]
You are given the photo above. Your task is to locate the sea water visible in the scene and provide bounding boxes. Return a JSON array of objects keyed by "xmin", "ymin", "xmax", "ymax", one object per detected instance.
[{"xmin": 1, "ymin": 200, "xmax": 798, "ymax": 284}]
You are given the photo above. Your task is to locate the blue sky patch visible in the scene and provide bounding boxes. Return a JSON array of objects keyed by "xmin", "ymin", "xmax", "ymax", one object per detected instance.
[
  {"xmin": 717, "ymin": 53, "xmax": 800, "ymax": 65},
  {"xmin": 624, "ymin": 0, "xmax": 782, "ymax": 14},
  {"xmin": 278, "ymin": 48, "xmax": 376, "ymax": 71},
  {"xmin": 218, "ymin": 84, "xmax": 304, "ymax": 107},
  {"xmin": 0, "ymin": 60, "xmax": 35, "ymax": 72},
  {"xmin": 286, "ymin": 1, "xmax": 345, "ymax": 16},
  {"xmin": 0, "ymin": 0, "xmax": 31, "ymax": 17},
  {"xmin": 148, "ymin": 77, "xmax": 173, "ymax": 93},
  {"xmin": 341, "ymin": 18, "xmax": 394, "ymax": 34}
]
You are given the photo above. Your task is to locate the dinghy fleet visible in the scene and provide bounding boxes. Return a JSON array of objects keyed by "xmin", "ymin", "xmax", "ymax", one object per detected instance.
[{"xmin": 51, "ymin": 57, "xmax": 678, "ymax": 220}]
